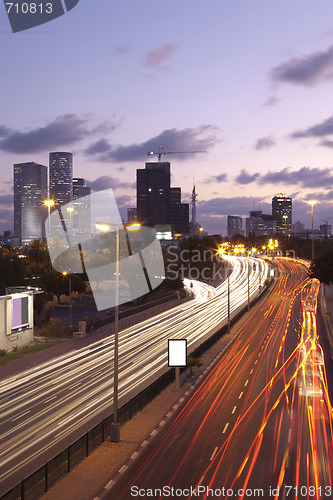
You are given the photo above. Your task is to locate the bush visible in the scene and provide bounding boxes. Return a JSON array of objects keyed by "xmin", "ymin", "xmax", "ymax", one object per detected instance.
[{"xmin": 0, "ymin": 349, "xmax": 6, "ymax": 356}]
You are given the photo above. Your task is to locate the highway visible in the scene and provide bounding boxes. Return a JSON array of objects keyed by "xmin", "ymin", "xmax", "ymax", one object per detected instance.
[
  {"xmin": 0, "ymin": 256, "xmax": 268, "ymax": 495},
  {"xmin": 104, "ymin": 259, "xmax": 333, "ymax": 500}
]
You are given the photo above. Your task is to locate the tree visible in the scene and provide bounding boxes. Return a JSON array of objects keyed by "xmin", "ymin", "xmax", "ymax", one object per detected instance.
[
  {"xmin": 187, "ymin": 357, "xmax": 203, "ymax": 377},
  {"xmin": 0, "ymin": 249, "xmax": 25, "ymax": 294},
  {"xmin": 309, "ymin": 249, "xmax": 333, "ymax": 285},
  {"xmin": 25, "ymin": 239, "xmax": 49, "ymax": 281},
  {"xmin": 40, "ymin": 270, "xmax": 86, "ymax": 303}
]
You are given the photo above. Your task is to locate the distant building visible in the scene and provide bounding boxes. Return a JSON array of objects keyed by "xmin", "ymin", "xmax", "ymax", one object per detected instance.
[
  {"xmin": 245, "ymin": 211, "xmax": 276, "ymax": 237},
  {"xmin": 14, "ymin": 162, "xmax": 47, "ymax": 245},
  {"xmin": 272, "ymin": 194, "xmax": 292, "ymax": 235},
  {"xmin": 72, "ymin": 178, "xmax": 91, "ymax": 238},
  {"xmin": 73, "ymin": 178, "xmax": 91, "ymax": 200},
  {"xmin": 127, "ymin": 208, "xmax": 137, "ymax": 224},
  {"xmin": 320, "ymin": 223, "xmax": 332, "ymax": 238},
  {"xmin": 227, "ymin": 216, "xmax": 243, "ymax": 238},
  {"xmin": 136, "ymin": 162, "xmax": 189, "ymax": 235},
  {"xmin": 292, "ymin": 220, "xmax": 305, "ymax": 237},
  {"xmin": 49, "ymin": 152, "xmax": 73, "ymax": 207}
]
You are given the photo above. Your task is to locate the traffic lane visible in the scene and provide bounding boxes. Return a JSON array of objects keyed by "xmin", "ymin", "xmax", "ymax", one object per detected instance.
[
  {"xmin": 104, "ymin": 261, "xmax": 309, "ymax": 498},
  {"xmin": 104, "ymin": 281, "xmax": 299, "ymax": 497},
  {"xmin": 316, "ymin": 299, "xmax": 333, "ymax": 402}
]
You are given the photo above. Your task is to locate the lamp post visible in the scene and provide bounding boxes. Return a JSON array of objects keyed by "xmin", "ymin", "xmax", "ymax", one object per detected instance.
[
  {"xmin": 67, "ymin": 206, "xmax": 74, "ymax": 237},
  {"xmin": 62, "ymin": 271, "xmax": 72, "ymax": 327},
  {"xmin": 44, "ymin": 200, "xmax": 55, "ymax": 271},
  {"xmin": 282, "ymin": 215, "xmax": 288, "ymax": 246},
  {"xmin": 95, "ymin": 221, "xmax": 140, "ymax": 442},
  {"xmin": 247, "ymin": 252, "xmax": 250, "ymax": 311},
  {"xmin": 308, "ymin": 200, "xmax": 316, "ymax": 262}
]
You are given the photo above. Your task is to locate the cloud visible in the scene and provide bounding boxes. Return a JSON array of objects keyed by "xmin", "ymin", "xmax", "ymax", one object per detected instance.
[
  {"xmin": 87, "ymin": 175, "xmax": 135, "ymax": 192},
  {"xmin": 263, "ymin": 96, "xmax": 280, "ymax": 107},
  {"xmin": 290, "ymin": 115, "xmax": 333, "ymax": 139},
  {"xmin": 235, "ymin": 169, "xmax": 260, "ymax": 184},
  {"xmin": 142, "ymin": 43, "xmax": 179, "ymax": 70},
  {"xmin": 259, "ymin": 166, "xmax": 333, "ymax": 189},
  {"xmin": 86, "ymin": 125, "xmax": 220, "ymax": 162},
  {"xmin": 0, "ymin": 115, "xmax": 115, "ymax": 154},
  {"xmin": 0, "ymin": 194, "xmax": 13, "ymax": 206},
  {"xmin": 86, "ymin": 139, "xmax": 111, "ymax": 155},
  {"xmin": 320, "ymin": 139, "xmax": 333, "ymax": 148},
  {"xmin": 271, "ymin": 45, "xmax": 333, "ymax": 86},
  {"xmin": 233, "ymin": 166, "xmax": 333, "ymax": 190},
  {"xmin": 113, "ymin": 44, "xmax": 132, "ymax": 55},
  {"xmin": 203, "ymin": 173, "xmax": 228, "ymax": 184},
  {"xmin": 255, "ymin": 136, "xmax": 277, "ymax": 150}
]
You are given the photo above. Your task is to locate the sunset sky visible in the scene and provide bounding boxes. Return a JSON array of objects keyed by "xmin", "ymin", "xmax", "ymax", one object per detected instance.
[{"xmin": 1, "ymin": 0, "xmax": 333, "ymax": 235}]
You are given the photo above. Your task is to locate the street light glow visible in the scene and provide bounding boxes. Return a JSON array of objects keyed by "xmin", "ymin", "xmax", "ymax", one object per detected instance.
[{"xmin": 44, "ymin": 199, "xmax": 55, "ymax": 207}]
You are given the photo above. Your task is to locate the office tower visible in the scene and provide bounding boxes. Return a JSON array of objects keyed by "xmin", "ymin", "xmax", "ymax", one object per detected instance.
[
  {"xmin": 245, "ymin": 211, "xmax": 276, "ymax": 237},
  {"xmin": 49, "ymin": 152, "xmax": 73, "ymax": 206},
  {"xmin": 71, "ymin": 178, "xmax": 91, "ymax": 239},
  {"xmin": 272, "ymin": 194, "xmax": 292, "ymax": 235},
  {"xmin": 14, "ymin": 162, "xmax": 47, "ymax": 245},
  {"xmin": 137, "ymin": 162, "xmax": 189, "ymax": 235},
  {"xmin": 227, "ymin": 216, "xmax": 243, "ymax": 238},
  {"xmin": 127, "ymin": 208, "xmax": 137, "ymax": 224},
  {"xmin": 73, "ymin": 178, "xmax": 91, "ymax": 200},
  {"xmin": 137, "ymin": 162, "xmax": 170, "ymax": 227}
]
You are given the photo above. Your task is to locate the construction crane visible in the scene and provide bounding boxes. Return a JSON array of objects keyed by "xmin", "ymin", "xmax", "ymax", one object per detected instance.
[{"xmin": 147, "ymin": 146, "xmax": 206, "ymax": 162}]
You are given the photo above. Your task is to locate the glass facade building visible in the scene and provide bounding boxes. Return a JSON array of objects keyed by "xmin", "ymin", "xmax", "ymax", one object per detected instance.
[
  {"xmin": 272, "ymin": 194, "xmax": 292, "ymax": 235},
  {"xmin": 14, "ymin": 162, "xmax": 48, "ymax": 245},
  {"xmin": 49, "ymin": 152, "xmax": 73, "ymax": 207}
]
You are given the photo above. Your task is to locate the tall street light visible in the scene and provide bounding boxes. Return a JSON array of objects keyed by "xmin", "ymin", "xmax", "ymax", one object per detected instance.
[
  {"xmin": 96, "ymin": 221, "xmax": 140, "ymax": 442},
  {"xmin": 246, "ymin": 251, "xmax": 250, "ymax": 311},
  {"xmin": 308, "ymin": 200, "xmax": 316, "ymax": 262},
  {"xmin": 62, "ymin": 271, "xmax": 72, "ymax": 327},
  {"xmin": 282, "ymin": 215, "xmax": 288, "ymax": 246},
  {"xmin": 44, "ymin": 200, "xmax": 55, "ymax": 271}
]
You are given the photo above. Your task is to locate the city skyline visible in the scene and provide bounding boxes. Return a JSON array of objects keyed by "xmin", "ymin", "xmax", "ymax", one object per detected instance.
[{"xmin": 1, "ymin": 1, "xmax": 333, "ymax": 234}]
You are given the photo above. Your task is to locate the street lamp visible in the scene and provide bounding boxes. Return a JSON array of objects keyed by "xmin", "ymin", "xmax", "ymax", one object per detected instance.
[
  {"xmin": 282, "ymin": 215, "xmax": 288, "ymax": 245},
  {"xmin": 67, "ymin": 207, "xmax": 74, "ymax": 237},
  {"xmin": 247, "ymin": 251, "xmax": 251, "ymax": 311},
  {"xmin": 44, "ymin": 200, "xmax": 55, "ymax": 270},
  {"xmin": 308, "ymin": 200, "xmax": 316, "ymax": 262},
  {"xmin": 95, "ymin": 221, "xmax": 140, "ymax": 442},
  {"xmin": 62, "ymin": 271, "xmax": 72, "ymax": 327}
]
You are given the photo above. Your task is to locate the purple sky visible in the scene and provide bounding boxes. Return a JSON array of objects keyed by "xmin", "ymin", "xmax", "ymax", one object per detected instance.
[{"xmin": 1, "ymin": 0, "xmax": 333, "ymax": 235}]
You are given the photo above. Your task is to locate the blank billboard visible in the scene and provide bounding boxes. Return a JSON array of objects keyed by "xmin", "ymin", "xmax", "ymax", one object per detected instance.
[{"xmin": 12, "ymin": 296, "xmax": 29, "ymax": 331}]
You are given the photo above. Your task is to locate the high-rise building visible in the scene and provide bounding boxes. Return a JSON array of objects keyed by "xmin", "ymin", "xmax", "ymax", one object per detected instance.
[
  {"xmin": 227, "ymin": 216, "xmax": 243, "ymax": 238},
  {"xmin": 73, "ymin": 177, "xmax": 91, "ymax": 200},
  {"xmin": 14, "ymin": 162, "xmax": 47, "ymax": 245},
  {"xmin": 71, "ymin": 178, "xmax": 91, "ymax": 239},
  {"xmin": 49, "ymin": 152, "xmax": 73, "ymax": 206},
  {"xmin": 136, "ymin": 162, "xmax": 189, "ymax": 235},
  {"xmin": 127, "ymin": 208, "xmax": 137, "ymax": 224},
  {"xmin": 272, "ymin": 194, "xmax": 292, "ymax": 235},
  {"xmin": 245, "ymin": 211, "xmax": 276, "ymax": 237}
]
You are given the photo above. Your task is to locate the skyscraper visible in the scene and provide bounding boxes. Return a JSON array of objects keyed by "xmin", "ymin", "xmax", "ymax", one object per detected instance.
[
  {"xmin": 49, "ymin": 152, "xmax": 73, "ymax": 206},
  {"xmin": 14, "ymin": 162, "xmax": 47, "ymax": 245},
  {"xmin": 227, "ymin": 216, "xmax": 243, "ymax": 238},
  {"xmin": 136, "ymin": 161, "xmax": 189, "ymax": 235},
  {"xmin": 73, "ymin": 177, "xmax": 91, "ymax": 200},
  {"xmin": 72, "ymin": 178, "xmax": 91, "ymax": 239},
  {"xmin": 272, "ymin": 194, "xmax": 292, "ymax": 235}
]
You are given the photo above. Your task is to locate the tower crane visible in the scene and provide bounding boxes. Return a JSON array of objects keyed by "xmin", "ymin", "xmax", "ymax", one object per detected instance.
[{"xmin": 147, "ymin": 146, "xmax": 206, "ymax": 162}]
